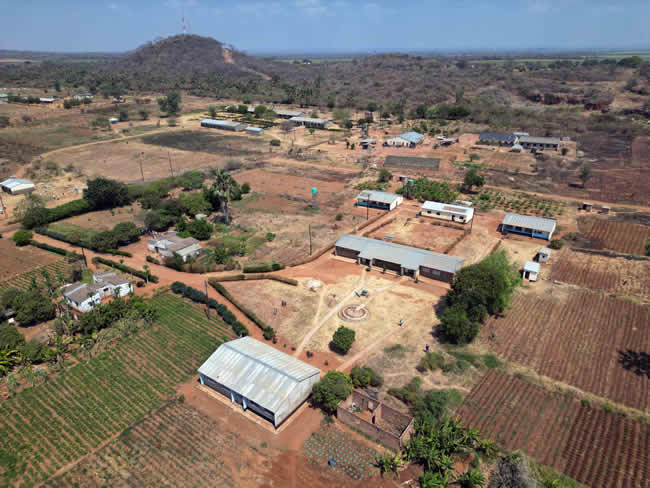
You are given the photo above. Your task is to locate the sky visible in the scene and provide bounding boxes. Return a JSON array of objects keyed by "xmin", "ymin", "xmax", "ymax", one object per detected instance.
[{"xmin": 1, "ymin": 0, "xmax": 649, "ymax": 54}]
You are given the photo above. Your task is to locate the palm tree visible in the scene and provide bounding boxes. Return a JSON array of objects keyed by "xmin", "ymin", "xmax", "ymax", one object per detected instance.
[{"xmin": 205, "ymin": 169, "xmax": 239, "ymax": 224}]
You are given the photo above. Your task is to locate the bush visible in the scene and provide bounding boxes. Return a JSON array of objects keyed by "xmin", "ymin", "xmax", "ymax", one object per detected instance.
[
  {"xmin": 440, "ymin": 303, "xmax": 481, "ymax": 344},
  {"xmin": 270, "ymin": 139, "xmax": 281, "ymax": 147},
  {"xmin": 29, "ymin": 241, "xmax": 81, "ymax": 259},
  {"xmin": 242, "ymin": 262, "xmax": 284, "ymax": 273},
  {"xmin": 335, "ymin": 213, "xmax": 343, "ymax": 221},
  {"xmin": 377, "ymin": 168, "xmax": 392, "ymax": 183},
  {"xmin": 549, "ymin": 239, "xmax": 564, "ymax": 250},
  {"xmin": 84, "ymin": 177, "xmax": 131, "ymax": 210},
  {"xmin": 178, "ymin": 170, "xmax": 205, "ymax": 190},
  {"xmin": 331, "ymin": 326, "xmax": 355, "ymax": 354},
  {"xmin": 310, "ymin": 371, "xmax": 353, "ymax": 414},
  {"xmin": 21, "ymin": 339, "xmax": 48, "ymax": 363},
  {"xmin": 146, "ymin": 255, "xmax": 160, "ymax": 264},
  {"xmin": 388, "ymin": 377, "xmax": 422, "ymax": 405},
  {"xmin": 12, "ymin": 230, "xmax": 33, "ymax": 246},
  {"xmin": 163, "ymin": 254, "xmax": 185, "ymax": 271},
  {"xmin": 22, "ymin": 206, "xmax": 50, "ymax": 229},
  {"xmin": 413, "ymin": 389, "xmax": 463, "ymax": 422},
  {"xmin": 14, "ymin": 291, "xmax": 56, "ymax": 326},
  {"xmin": 416, "ymin": 351, "xmax": 446, "ymax": 372},
  {"xmin": 241, "ymin": 182, "xmax": 251, "ymax": 194},
  {"xmin": 185, "ymin": 219, "xmax": 213, "ymax": 240},
  {"xmin": 350, "ymin": 365, "xmax": 383, "ymax": 388},
  {"xmin": 0, "ymin": 320, "xmax": 25, "ymax": 350}
]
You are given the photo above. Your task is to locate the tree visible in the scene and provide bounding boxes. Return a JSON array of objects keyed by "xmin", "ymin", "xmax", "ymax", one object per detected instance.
[
  {"xmin": 208, "ymin": 106, "xmax": 217, "ymax": 118},
  {"xmin": 14, "ymin": 291, "xmax": 56, "ymax": 326},
  {"xmin": 213, "ymin": 244, "xmax": 229, "ymax": 264},
  {"xmin": 22, "ymin": 205, "xmax": 50, "ymax": 229},
  {"xmin": 90, "ymin": 230, "xmax": 119, "ymax": 252},
  {"xmin": 397, "ymin": 178, "xmax": 458, "ymax": 203},
  {"xmin": 144, "ymin": 211, "xmax": 172, "ymax": 232},
  {"xmin": 178, "ymin": 170, "xmax": 206, "ymax": 190},
  {"xmin": 13, "ymin": 193, "xmax": 45, "ymax": 221},
  {"xmin": 112, "ymin": 222, "xmax": 140, "ymax": 245},
  {"xmin": 463, "ymin": 168, "xmax": 485, "ymax": 192},
  {"xmin": 241, "ymin": 182, "xmax": 251, "ymax": 194},
  {"xmin": 84, "ymin": 177, "xmax": 130, "ymax": 210},
  {"xmin": 2, "ymin": 289, "xmax": 25, "ymax": 311},
  {"xmin": 139, "ymin": 109, "xmax": 149, "ymax": 120},
  {"xmin": 12, "ymin": 230, "xmax": 33, "ymax": 246},
  {"xmin": 331, "ymin": 326, "xmax": 355, "ymax": 354},
  {"xmin": 204, "ymin": 169, "xmax": 240, "ymax": 224},
  {"xmin": 367, "ymin": 102, "xmax": 378, "ymax": 113},
  {"xmin": 350, "ymin": 365, "xmax": 383, "ymax": 388},
  {"xmin": 185, "ymin": 219, "xmax": 213, "ymax": 240},
  {"xmin": 579, "ymin": 164, "xmax": 593, "ymax": 188},
  {"xmin": 378, "ymin": 168, "xmax": 392, "ymax": 183},
  {"xmin": 310, "ymin": 371, "xmax": 353, "ymax": 414},
  {"xmin": 254, "ymin": 105, "xmax": 267, "ymax": 118},
  {"xmin": 158, "ymin": 91, "xmax": 182, "ymax": 115},
  {"xmin": 179, "ymin": 192, "xmax": 211, "ymax": 216},
  {"xmin": 119, "ymin": 109, "xmax": 129, "ymax": 122},
  {"xmin": 440, "ymin": 304, "xmax": 480, "ymax": 344}
]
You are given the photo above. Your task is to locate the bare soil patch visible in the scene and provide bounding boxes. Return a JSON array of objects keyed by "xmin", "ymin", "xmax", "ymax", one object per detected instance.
[
  {"xmin": 0, "ymin": 238, "xmax": 60, "ymax": 281},
  {"xmin": 367, "ymin": 214, "xmax": 465, "ymax": 253},
  {"xmin": 58, "ymin": 204, "xmax": 145, "ymax": 231},
  {"xmin": 581, "ymin": 218, "xmax": 649, "ymax": 255}
]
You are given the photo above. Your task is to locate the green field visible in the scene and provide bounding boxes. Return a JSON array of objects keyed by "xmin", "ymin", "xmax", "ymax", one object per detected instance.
[
  {"xmin": 0, "ymin": 260, "xmax": 70, "ymax": 295},
  {"xmin": 0, "ymin": 293, "xmax": 235, "ymax": 487}
]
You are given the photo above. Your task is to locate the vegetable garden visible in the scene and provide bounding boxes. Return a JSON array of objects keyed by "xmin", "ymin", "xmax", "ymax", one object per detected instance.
[
  {"xmin": 458, "ymin": 371, "xmax": 648, "ymax": 488},
  {"xmin": 0, "ymin": 260, "xmax": 70, "ymax": 295},
  {"xmin": 480, "ymin": 290, "xmax": 649, "ymax": 411},
  {"xmin": 304, "ymin": 425, "xmax": 378, "ymax": 481},
  {"xmin": 469, "ymin": 189, "xmax": 565, "ymax": 217},
  {"xmin": 0, "ymin": 293, "xmax": 235, "ymax": 487}
]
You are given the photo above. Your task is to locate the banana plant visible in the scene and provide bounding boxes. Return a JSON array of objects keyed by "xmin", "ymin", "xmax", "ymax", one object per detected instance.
[{"xmin": 0, "ymin": 347, "xmax": 20, "ymax": 376}]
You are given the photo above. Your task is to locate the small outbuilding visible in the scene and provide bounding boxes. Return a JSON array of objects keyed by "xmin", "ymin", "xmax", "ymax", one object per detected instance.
[
  {"xmin": 0, "ymin": 178, "xmax": 35, "ymax": 195},
  {"xmin": 148, "ymin": 231, "xmax": 202, "ymax": 262},
  {"xmin": 523, "ymin": 261, "xmax": 540, "ymax": 282},
  {"xmin": 198, "ymin": 337, "xmax": 321, "ymax": 428},
  {"xmin": 289, "ymin": 116, "xmax": 333, "ymax": 129},
  {"xmin": 356, "ymin": 190, "xmax": 403, "ymax": 211},
  {"xmin": 510, "ymin": 144, "xmax": 523, "ymax": 153},
  {"xmin": 581, "ymin": 202, "xmax": 593, "ymax": 212},
  {"xmin": 420, "ymin": 201, "xmax": 474, "ymax": 224},
  {"xmin": 245, "ymin": 126, "xmax": 264, "ymax": 136},
  {"xmin": 537, "ymin": 247, "xmax": 552, "ymax": 263},
  {"xmin": 501, "ymin": 213, "xmax": 557, "ymax": 240}
]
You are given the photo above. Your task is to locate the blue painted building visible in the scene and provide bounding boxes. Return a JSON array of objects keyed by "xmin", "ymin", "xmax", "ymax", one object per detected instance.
[
  {"xmin": 356, "ymin": 190, "xmax": 403, "ymax": 211},
  {"xmin": 501, "ymin": 213, "xmax": 557, "ymax": 240}
]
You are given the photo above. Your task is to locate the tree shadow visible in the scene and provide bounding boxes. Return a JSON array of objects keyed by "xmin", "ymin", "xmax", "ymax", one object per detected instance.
[{"xmin": 618, "ymin": 349, "xmax": 649, "ymax": 378}]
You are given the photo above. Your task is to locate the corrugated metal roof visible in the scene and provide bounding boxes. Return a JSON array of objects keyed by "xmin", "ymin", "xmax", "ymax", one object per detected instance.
[
  {"xmin": 502, "ymin": 213, "xmax": 557, "ymax": 233},
  {"xmin": 422, "ymin": 201, "xmax": 473, "ymax": 216},
  {"xmin": 519, "ymin": 135, "xmax": 560, "ymax": 145},
  {"xmin": 289, "ymin": 116, "xmax": 331, "ymax": 124},
  {"xmin": 524, "ymin": 261, "xmax": 540, "ymax": 273},
  {"xmin": 540, "ymin": 247, "xmax": 552, "ymax": 255},
  {"xmin": 335, "ymin": 235, "xmax": 464, "ymax": 273},
  {"xmin": 201, "ymin": 119, "xmax": 244, "ymax": 128},
  {"xmin": 357, "ymin": 190, "xmax": 400, "ymax": 205},
  {"xmin": 245, "ymin": 126, "xmax": 264, "ymax": 133},
  {"xmin": 274, "ymin": 109, "xmax": 304, "ymax": 117},
  {"xmin": 198, "ymin": 337, "xmax": 321, "ymax": 414},
  {"xmin": 479, "ymin": 132, "xmax": 516, "ymax": 142},
  {"xmin": 399, "ymin": 132, "xmax": 424, "ymax": 144},
  {"xmin": 0, "ymin": 178, "xmax": 34, "ymax": 189}
]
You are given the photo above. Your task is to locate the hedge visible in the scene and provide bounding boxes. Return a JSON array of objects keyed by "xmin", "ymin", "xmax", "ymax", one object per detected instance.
[
  {"xmin": 34, "ymin": 227, "xmax": 133, "ymax": 257},
  {"xmin": 211, "ymin": 273, "xmax": 298, "ymax": 286},
  {"xmin": 169, "ymin": 282, "xmax": 249, "ymax": 337},
  {"xmin": 242, "ymin": 262, "xmax": 284, "ymax": 273},
  {"xmin": 208, "ymin": 280, "xmax": 275, "ymax": 340},
  {"xmin": 47, "ymin": 198, "xmax": 91, "ymax": 222},
  {"xmin": 92, "ymin": 257, "xmax": 159, "ymax": 283},
  {"xmin": 29, "ymin": 240, "xmax": 83, "ymax": 259}
]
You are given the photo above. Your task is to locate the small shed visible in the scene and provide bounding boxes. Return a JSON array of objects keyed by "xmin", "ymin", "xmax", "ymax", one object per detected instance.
[
  {"xmin": 600, "ymin": 205, "xmax": 610, "ymax": 214},
  {"xmin": 581, "ymin": 202, "xmax": 593, "ymax": 212},
  {"xmin": 537, "ymin": 247, "xmax": 551, "ymax": 264},
  {"xmin": 511, "ymin": 144, "xmax": 523, "ymax": 153},
  {"xmin": 109, "ymin": 117, "xmax": 119, "ymax": 124},
  {"xmin": 523, "ymin": 261, "xmax": 540, "ymax": 282},
  {"xmin": 245, "ymin": 126, "xmax": 264, "ymax": 136}
]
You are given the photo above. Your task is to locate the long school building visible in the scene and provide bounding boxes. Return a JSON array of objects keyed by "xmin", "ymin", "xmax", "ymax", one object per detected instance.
[
  {"xmin": 334, "ymin": 235, "xmax": 464, "ymax": 282},
  {"xmin": 501, "ymin": 213, "xmax": 557, "ymax": 240},
  {"xmin": 356, "ymin": 190, "xmax": 403, "ymax": 211},
  {"xmin": 198, "ymin": 337, "xmax": 321, "ymax": 428}
]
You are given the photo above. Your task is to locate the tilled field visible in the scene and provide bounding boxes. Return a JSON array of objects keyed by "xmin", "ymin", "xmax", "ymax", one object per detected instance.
[
  {"xmin": 0, "ymin": 259, "xmax": 70, "ymax": 295},
  {"xmin": 0, "ymin": 294, "xmax": 235, "ymax": 487},
  {"xmin": 0, "ymin": 238, "xmax": 61, "ymax": 282},
  {"xmin": 550, "ymin": 248, "xmax": 650, "ymax": 298},
  {"xmin": 457, "ymin": 371, "xmax": 649, "ymax": 488},
  {"xmin": 583, "ymin": 219, "xmax": 649, "ymax": 255},
  {"xmin": 480, "ymin": 290, "xmax": 650, "ymax": 411}
]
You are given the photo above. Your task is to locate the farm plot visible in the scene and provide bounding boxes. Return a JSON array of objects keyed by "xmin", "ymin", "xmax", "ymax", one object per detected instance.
[
  {"xmin": 141, "ymin": 130, "xmax": 266, "ymax": 156},
  {"xmin": 46, "ymin": 401, "xmax": 268, "ymax": 488},
  {"xmin": 480, "ymin": 290, "xmax": 649, "ymax": 411},
  {"xmin": 0, "ymin": 293, "xmax": 235, "ymax": 488},
  {"xmin": 550, "ymin": 248, "xmax": 650, "ymax": 298},
  {"xmin": 304, "ymin": 425, "xmax": 379, "ymax": 481},
  {"xmin": 0, "ymin": 259, "xmax": 70, "ymax": 295},
  {"xmin": 0, "ymin": 238, "xmax": 61, "ymax": 282},
  {"xmin": 582, "ymin": 218, "xmax": 649, "ymax": 255},
  {"xmin": 457, "ymin": 371, "xmax": 648, "ymax": 488}
]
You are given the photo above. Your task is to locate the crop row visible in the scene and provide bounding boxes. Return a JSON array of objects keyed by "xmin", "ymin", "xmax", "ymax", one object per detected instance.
[
  {"xmin": 480, "ymin": 290, "xmax": 649, "ymax": 411},
  {"xmin": 457, "ymin": 371, "xmax": 648, "ymax": 488},
  {"xmin": 0, "ymin": 259, "xmax": 69, "ymax": 294},
  {"xmin": 0, "ymin": 293, "xmax": 234, "ymax": 487},
  {"xmin": 47, "ymin": 402, "xmax": 244, "ymax": 488},
  {"xmin": 584, "ymin": 219, "xmax": 649, "ymax": 255}
]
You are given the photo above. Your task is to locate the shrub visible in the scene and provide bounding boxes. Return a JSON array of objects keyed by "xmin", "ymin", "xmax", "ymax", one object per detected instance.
[
  {"xmin": 164, "ymin": 254, "xmax": 185, "ymax": 271},
  {"xmin": 331, "ymin": 326, "xmax": 355, "ymax": 354},
  {"xmin": 377, "ymin": 168, "xmax": 392, "ymax": 183},
  {"xmin": 310, "ymin": 371, "xmax": 353, "ymax": 414},
  {"xmin": 549, "ymin": 239, "xmax": 564, "ymax": 250},
  {"xmin": 335, "ymin": 213, "xmax": 343, "ymax": 221},
  {"xmin": 146, "ymin": 255, "xmax": 160, "ymax": 264},
  {"xmin": 270, "ymin": 139, "xmax": 281, "ymax": 146},
  {"xmin": 242, "ymin": 262, "xmax": 284, "ymax": 273},
  {"xmin": 265, "ymin": 232, "xmax": 276, "ymax": 242},
  {"xmin": 416, "ymin": 351, "xmax": 446, "ymax": 372},
  {"xmin": 241, "ymin": 182, "xmax": 251, "ymax": 194},
  {"xmin": 413, "ymin": 389, "xmax": 463, "ymax": 422},
  {"xmin": 185, "ymin": 219, "xmax": 213, "ymax": 240},
  {"xmin": 84, "ymin": 177, "xmax": 131, "ymax": 210},
  {"xmin": 388, "ymin": 377, "xmax": 422, "ymax": 405},
  {"xmin": 29, "ymin": 241, "xmax": 81, "ymax": 258},
  {"xmin": 440, "ymin": 303, "xmax": 481, "ymax": 344},
  {"xmin": 350, "ymin": 365, "xmax": 383, "ymax": 388},
  {"xmin": 12, "ymin": 230, "xmax": 33, "ymax": 246},
  {"xmin": 483, "ymin": 354, "xmax": 501, "ymax": 369},
  {"xmin": 14, "ymin": 291, "xmax": 56, "ymax": 326},
  {"xmin": 0, "ymin": 321, "xmax": 25, "ymax": 350}
]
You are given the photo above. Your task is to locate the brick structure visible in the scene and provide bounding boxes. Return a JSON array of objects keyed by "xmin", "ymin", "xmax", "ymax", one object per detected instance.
[{"xmin": 337, "ymin": 389, "xmax": 414, "ymax": 452}]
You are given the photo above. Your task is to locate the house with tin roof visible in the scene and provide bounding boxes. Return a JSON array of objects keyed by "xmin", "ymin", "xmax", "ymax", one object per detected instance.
[
  {"xmin": 201, "ymin": 119, "xmax": 246, "ymax": 131},
  {"xmin": 198, "ymin": 337, "xmax": 321, "ymax": 428},
  {"xmin": 501, "ymin": 213, "xmax": 557, "ymax": 240},
  {"xmin": 385, "ymin": 131, "xmax": 424, "ymax": 147},
  {"xmin": 420, "ymin": 201, "xmax": 474, "ymax": 224},
  {"xmin": 147, "ymin": 231, "xmax": 202, "ymax": 262},
  {"xmin": 0, "ymin": 178, "xmax": 35, "ymax": 195},
  {"xmin": 356, "ymin": 190, "xmax": 403, "ymax": 211}
]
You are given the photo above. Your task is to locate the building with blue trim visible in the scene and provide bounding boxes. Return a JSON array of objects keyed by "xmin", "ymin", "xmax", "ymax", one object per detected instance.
[{"xmin": 501, "ymin": 213, "xmax": 557, "ymax": 240}]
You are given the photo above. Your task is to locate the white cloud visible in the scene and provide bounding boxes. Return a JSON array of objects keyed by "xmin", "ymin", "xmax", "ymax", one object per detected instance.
[{"xmin": 295, "ymin": 0, "xmax": 329, "ymax": 16}]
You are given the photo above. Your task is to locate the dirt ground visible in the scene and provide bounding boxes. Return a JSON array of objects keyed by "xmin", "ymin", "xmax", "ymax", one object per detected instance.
[
  {"xmin": 58, "ymin": 203, "xmax": 146, "ymax": 230},
  {"xmin": 448, "ymin": 210, "xmax": 504, "ymax": 265},
  {"xmin": 0, "ymin": 237, "xmax": 60, "ymax": 281}
]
